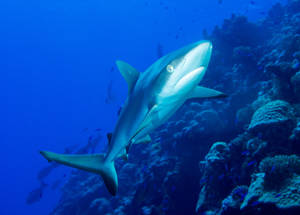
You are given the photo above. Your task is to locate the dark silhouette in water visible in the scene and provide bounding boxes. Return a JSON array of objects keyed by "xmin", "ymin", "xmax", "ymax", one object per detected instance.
[
  {"xmin": 26, "ymin": 182, "xmax": 47, "ymax": 205},
  {"xmin": 105, "ymin": 67, "xmax": 117, "ymax": 104},
  {"xmin": 51, "ymin": 179, "xmax": 62, "ymax": 191},
  {"xmin": 37, "ymin": 163, "xmax": 59, "ymax": 182},
  {"xmin": 75, "ymin": 133, "xmax": 103, "ymax": 154},
  {"xmin": 28, "ymin": 131, "xmax": 103, "ymax": 204},
  {"xmin": 156, "ymin": 43, "xmax": 164, "ymax": 58}
]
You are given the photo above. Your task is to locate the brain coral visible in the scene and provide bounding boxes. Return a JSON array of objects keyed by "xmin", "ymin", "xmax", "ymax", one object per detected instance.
[{"xmin": 248, "ymin": 100, "xmax": 296, "ymax": 141}]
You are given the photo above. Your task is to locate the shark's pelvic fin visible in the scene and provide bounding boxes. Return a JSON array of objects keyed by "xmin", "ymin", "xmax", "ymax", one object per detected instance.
[
  {"xmin": 40, "ymin": 151, "xmax": 118, "ymax": 196},
  {"xmin": 107, "ymin": 132, "xmax": 112, "ymax": 144},
  {"xmin": 188, "ymin": 86, "xmax": 227, "ymax": 99},
  {"xmin": 117, "ymin": 149, "xmax": 128, "ymax": 161},
  {"xmin": 133, "ymin": 134, "xmax": 152, "ymax": 144},
  {"xmin": 116, "ymin": 60, "xmax": 139, "ymax": 94}
]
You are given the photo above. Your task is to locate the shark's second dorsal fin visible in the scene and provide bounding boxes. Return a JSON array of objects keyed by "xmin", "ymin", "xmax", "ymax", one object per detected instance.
[{"xmin": 116, "ymin": 60, "xmax": 140, "ymax": 94}]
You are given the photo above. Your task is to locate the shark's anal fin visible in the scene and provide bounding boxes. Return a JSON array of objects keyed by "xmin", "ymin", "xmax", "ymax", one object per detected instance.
[
  {"xmin": 40, "ymin": 151, "xmax": 118, "ymax": 196},
  {"xmin": 133, "ymin": 135, "xmax": 152, "ymax": 144},
  {"xmin": 116, "ymin": 60, "xmax": 140, "ymax": 94},
  {"xmin": 188, "ymin": 86, "xmax": 227, "ymax": 99}
]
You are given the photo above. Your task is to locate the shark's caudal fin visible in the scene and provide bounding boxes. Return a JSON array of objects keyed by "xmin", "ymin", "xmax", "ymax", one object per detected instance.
[{"xmin": 40, "ymin": 151, "xmax": 118, "ymax": 195}]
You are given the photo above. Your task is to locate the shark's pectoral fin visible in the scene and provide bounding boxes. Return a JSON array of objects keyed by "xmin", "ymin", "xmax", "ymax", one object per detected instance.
[
  {"xmin": 188, "ymin": 86, "xmax": 227, "ymax": 99},
  {"xmin": 40, "ymin": 151, "xmax": 118, "ymax": 196},
  {"xmin": 116, "ymin": 60, "xmax": 140, "ymax": 94},
  {"xmin": 131, "ymin": 104, "xmax": 159, "ymax": 142},
  {"xmin": 133, "ymin": 134, "xmax": 152, "ymax": 144}
]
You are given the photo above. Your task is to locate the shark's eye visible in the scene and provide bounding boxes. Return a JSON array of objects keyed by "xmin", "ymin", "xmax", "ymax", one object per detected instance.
[{"xmin": 167, "ymin": 64, "xmax": 174, "ymax": 73}]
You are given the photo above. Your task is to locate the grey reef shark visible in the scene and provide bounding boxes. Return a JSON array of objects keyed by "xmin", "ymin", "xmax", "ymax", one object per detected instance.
[{"xmin": 40, "ymin": 40, "xmax": 226, "ymax": 196}]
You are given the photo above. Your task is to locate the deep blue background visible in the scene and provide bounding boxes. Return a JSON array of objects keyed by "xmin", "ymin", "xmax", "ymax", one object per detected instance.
[{"xmin": 0, "ymin": 0, "xmax": 286, "ymax": 214}]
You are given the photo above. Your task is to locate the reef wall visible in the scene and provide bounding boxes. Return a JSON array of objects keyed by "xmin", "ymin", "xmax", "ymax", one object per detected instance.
[{"xmin": 48, "ymin": 1, "xmax": 300, "ymax": 214}]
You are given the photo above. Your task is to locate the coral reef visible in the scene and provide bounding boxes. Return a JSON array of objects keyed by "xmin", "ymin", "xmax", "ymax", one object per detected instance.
[
  {"xmin": 248, "ymin": 100, "xmax": 296, "ymax": 142},
  {"xmin": 45, "ymin": 1, "xmax": 300, "ymax": 215},
  {"xmin": 240, "ymin": 155, "xmax": 300, "ymax": 214}
]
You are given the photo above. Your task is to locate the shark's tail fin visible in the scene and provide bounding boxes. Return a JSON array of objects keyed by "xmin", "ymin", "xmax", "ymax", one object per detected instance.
[{"xmin": 40, "ymin": 151, "xmax": 118, "ymax": 195}]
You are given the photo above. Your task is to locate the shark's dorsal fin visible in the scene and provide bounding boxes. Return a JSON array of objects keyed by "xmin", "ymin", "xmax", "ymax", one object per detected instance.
[
  {"xmin": 116, "ymin": 60, "xmax": 140, "ymax": 94},
  {"xmin": 188, "ymin": 86, "xmax": 227, "ymax": 99}
]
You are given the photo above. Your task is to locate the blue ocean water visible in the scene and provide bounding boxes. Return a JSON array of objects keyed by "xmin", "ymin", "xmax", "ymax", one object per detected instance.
[{"xmin": 0, "ymin": 0, "xmax": 291, "ymax": 215}]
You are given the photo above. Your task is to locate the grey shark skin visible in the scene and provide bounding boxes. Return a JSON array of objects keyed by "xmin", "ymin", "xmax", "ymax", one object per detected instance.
[{"xmin": 40, "ymin": 40, "xmax": 226, "ymax": 195}]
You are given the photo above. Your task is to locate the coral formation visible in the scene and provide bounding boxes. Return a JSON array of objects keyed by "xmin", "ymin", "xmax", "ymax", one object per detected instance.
[
  {"xmin": 248, "ymin": 100, "xmax": 296, "ymax": 142},
  {"xmin": 44, "ymin": 1, "xmax": 300, "ymax": 215}
]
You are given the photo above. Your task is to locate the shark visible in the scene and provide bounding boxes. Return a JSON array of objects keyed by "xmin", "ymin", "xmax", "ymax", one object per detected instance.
[{"xmin": 40, "ymin": 40, "xmax": 226, "ymax": 196}]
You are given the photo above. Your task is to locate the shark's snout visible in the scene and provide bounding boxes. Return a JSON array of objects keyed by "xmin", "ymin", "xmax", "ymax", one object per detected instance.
[{"xmin": 186, "ymin": 41, "xmax": 212, "ymax": 68}]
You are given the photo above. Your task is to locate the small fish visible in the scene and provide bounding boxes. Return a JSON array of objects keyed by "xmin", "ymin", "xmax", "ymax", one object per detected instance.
[
  {"xmin": 37, "ymin": 164, "xmax": 58, "ymax": 181},
  {"xmin": 218, "ymin": 0, "xmax": 223, "ymax": 4},
  {"xmin": 105, "ymin": 80, "xmax": 115, "ymax": 104},
  {"xmin": 275, "ymin": 193, "xmax": 281, "ymax": 198},
  {"xmin": 26, "ymin": 182, "xmax": 47, "ymax": 205},
  {"xmin": 257, "ymin": 132, "xmax": 263, "ymax": 139},
  {"xmin": 251, "ymin": 201, "xmax": 260, "ymax": 206},
  {"xmin": 157, "ymin": 43, "xmax": 164, "ymax": 59},
  {"xmin": 218, "ymin": 174, "xmax": 225, "ymax": 180},
  {"xmin": 95, "ymin": 128, "xmax": 101, "ymax": 131},
  {"xmin": 250, "ymin": 0, "xmax": 255, "ymax": 5},
  {"xmin": 242, "ymin": 150, "xmax": 250, "ymax": 156},
  {"xmin": 257, "ymin": 65, "xmax": 263, "ymax": 71},
  {"xmin": 225, "ymin": 164, "xmax": 229, "ymax": 171},
  {"xmin": 247, "ymin": 160, "xmax": 256, "ymax": 167},
  {"xmin": 270, "ymin": 165, "xmax": 276, "ymax": 173},
  {"xmin": 81, "ymin": 128, "xmax": 88, "ymax": 133},
  {"xmin": 142, "ymin": 165, "xmax": 148, "ymax": 172},
  {"xmin": 200, "ymin": 177, "xmax": 207, "ymax": 185},
  {"xmin": 240, "ymin": 193, "xmax": 247, "ymax": 200},
  {"xmin": 234, "ymin": 117, "xmax": 239, "ymax": 125}
]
